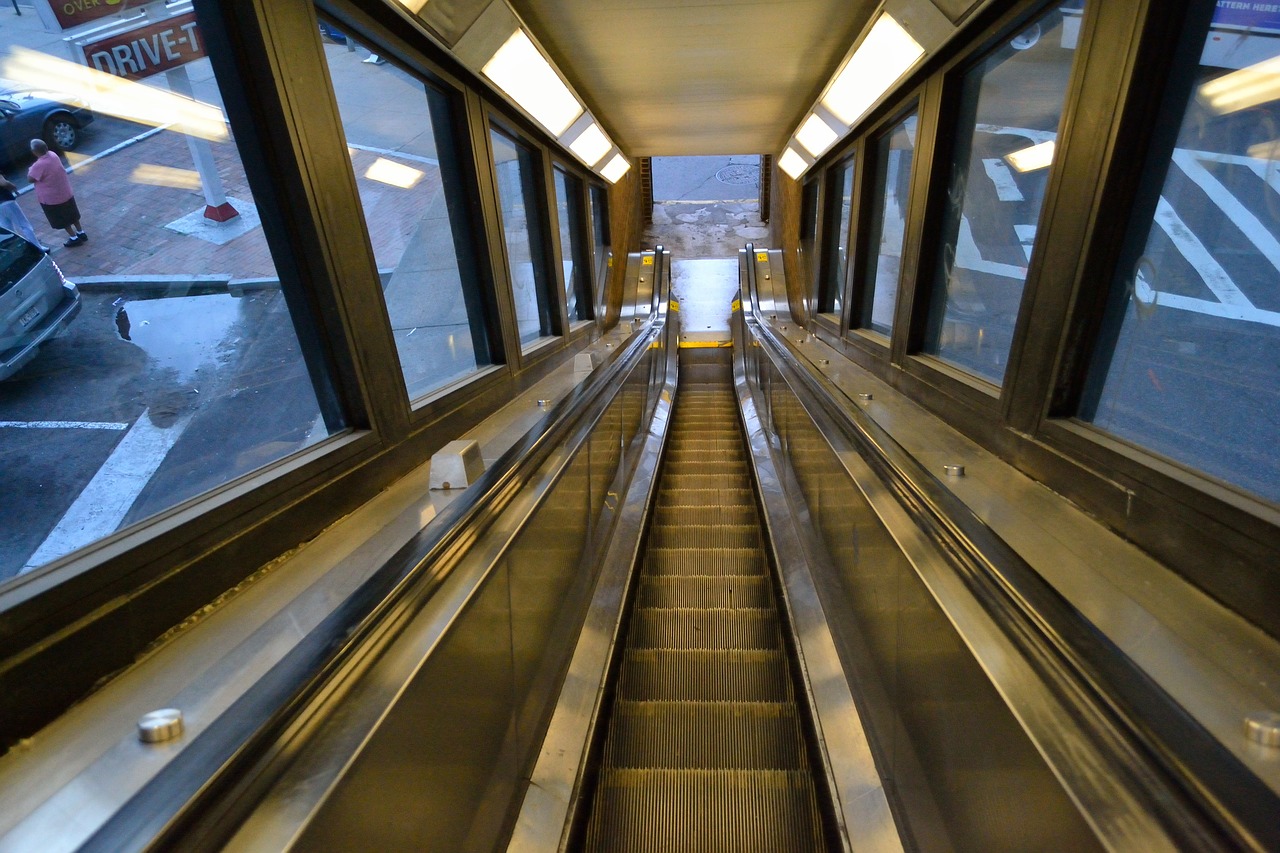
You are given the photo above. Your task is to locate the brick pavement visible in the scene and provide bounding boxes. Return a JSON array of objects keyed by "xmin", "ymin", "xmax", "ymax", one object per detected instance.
[{"xmin": 10, "ymin": 127, "xmax": 435, "ymax": 284}]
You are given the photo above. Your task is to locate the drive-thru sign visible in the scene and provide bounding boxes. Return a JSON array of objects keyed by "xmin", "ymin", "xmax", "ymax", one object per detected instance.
[
  {"xmin": 81, "ymin": 12, "xmax": 204, "ymax": 81},
  {"xmin": 29, "ymin": 0, "xmax": 238, "ymax": 222}
]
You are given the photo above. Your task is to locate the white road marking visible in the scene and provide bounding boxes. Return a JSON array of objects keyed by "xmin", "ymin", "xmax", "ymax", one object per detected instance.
[
  {"xmin": 346, "ymin": 142, "xmax": 440, "ymax": 167},
  {"xmin": 0, "ymin": 421, "xmax": 127, "ymax": 430},
  {"xmin": 1135, "ymin": 277, "xmax": 1280, "ymax": 327},
  {"xmin": 1171, "ymin": 149, "xmax": 1280, "ymax": 275},
  {"xmin": 1189, "ymin": 147, "xmax": 1280, "ymax": 196},
  {"xmin": 20, "ymin": 409, "xmax": 192, "ymax": 574},
  {"xmin": 982, "ymin": 158, "xmax": 1025, "ymax": 201},
  {"xmin": 956, "ymin": 216, "xmax": 1028, "ymax": 279},
  {"xmin": 976, "ymin": 124, "xmax": 1057, "ymax": 145},
  {"xmin": 1014, "ymin": 224, "xmax": 1037, "ymax": 262},
  {"xmin": 1154, "ymin": 196, "xmax": 1254, "ymax": 307}
]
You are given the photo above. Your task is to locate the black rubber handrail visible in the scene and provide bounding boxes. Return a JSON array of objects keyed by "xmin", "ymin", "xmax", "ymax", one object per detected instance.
[
  {"xmin": 81, "ymin": 274, "xmax": 673, "ymax": 852},
  {"xmin": 739, "ymin": 251, "xmax": 1279, "ymax": 852}
]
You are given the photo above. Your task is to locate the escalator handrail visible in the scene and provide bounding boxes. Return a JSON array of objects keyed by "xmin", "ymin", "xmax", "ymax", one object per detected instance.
[
  {"xmin": 738, "ymin": 262, "xmax": 1279, "ymax": 852},
  {"xmin": 80, "ymin": 282, "xmax": 675, "ymax": 851}
]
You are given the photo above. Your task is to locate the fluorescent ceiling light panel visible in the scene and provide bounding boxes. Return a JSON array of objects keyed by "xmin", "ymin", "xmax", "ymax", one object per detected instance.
[
  {"xmin": 796, "ymin": 113, "xmax": 839, "ymax": 157},
  {"xmin": 482, "ymin": 29, "xmax": 583, "ymax": 137},
  {"xmin": 569, "ymin": 122, "xmax": 611, "ymax": 166},
  {"xmin": 1005, "ymin": 140, "xmax": 1055, "ymax": 172},
  {"xmin": 821, "ymin": 14, "xmax": 924, "ymax": 127},
  {"xmin": 779, "ymin": 146, "xmax": 808, "ymax": 179},
  {"xmin": 601, "ymin": 153, "xmax": 631, "ymax": 183}
]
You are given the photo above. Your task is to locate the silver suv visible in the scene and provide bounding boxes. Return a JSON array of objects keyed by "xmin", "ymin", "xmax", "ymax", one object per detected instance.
[{"xmin": 0, "ymin": 227, "xmax": 80, "ymax": 380}]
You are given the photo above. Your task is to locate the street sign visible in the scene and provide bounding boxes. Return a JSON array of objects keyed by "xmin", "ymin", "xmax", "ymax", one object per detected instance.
[
  {"xmin": 32, "ymin": 0, "xmax": 137, "ymax": 34},
  {"xmin": 79, "ymin": 11, "xmax": 203, "ymax": 80}
]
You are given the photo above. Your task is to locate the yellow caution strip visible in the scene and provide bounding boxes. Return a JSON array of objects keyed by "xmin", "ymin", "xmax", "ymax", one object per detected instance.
[{"xmin": 678, "ymin": 340, "xmax": 734, "ymax": 349}]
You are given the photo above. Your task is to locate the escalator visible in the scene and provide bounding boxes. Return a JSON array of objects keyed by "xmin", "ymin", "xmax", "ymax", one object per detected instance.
[{"xmin": 582, "ymin": 370, "xmax": 831, "ymax": 851}]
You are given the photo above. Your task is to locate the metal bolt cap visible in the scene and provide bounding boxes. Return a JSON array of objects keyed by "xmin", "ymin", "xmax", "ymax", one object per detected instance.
[
  {"xmin": 138, "ymin": 708, "xmax": 184, "ymax": 744},
  {"xmin": 1245, "ymin": 711, "xmax": 1280, "ymax": 748},
  {"xmin": 943, "ymin": 464, "xmax": 966, "ymax": 477}
]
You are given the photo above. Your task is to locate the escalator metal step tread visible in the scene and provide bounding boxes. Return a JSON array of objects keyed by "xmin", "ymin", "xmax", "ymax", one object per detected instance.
[
  {"xmin": 582, "ymin": 379, "xmax": 825, "ymax": 852},
  {"xmin": 652, "ymin": 506, "xmax": 756, "ymax": 526},
  {"xmin": 656, "ymin": 487, "xmax": 755, "ymax": 509},
  {"xmin": 630, "ymin": 608, "xmax": 780, "ymax": 651},
  {"xmin": 602, "ymin": 701, "xmax": 808, "ymax": 769},
  {"xmin": 661, "ymin": 473, "xmax": 754, "ymax": 492},
  {"xmin": 584, "ymin": 769, "xmax": 825, "ymax": 853},
  {"xmin": 648, "ymin": 524, "xmax": 760, "ymax": 550},
  {"xmin": 637, "ymin": 576, "xmax": 773, "ymax": 609},
  {"xmin": 665, "ymin": 462, "xmax": 751, "ymax": 477},
  {"xmin": 617, "ymin": 649, "xmax": 793, "ymax": 701},
  {"xmin": 644, "ymin": 547, "xmax": 767, "ymax": 577}
]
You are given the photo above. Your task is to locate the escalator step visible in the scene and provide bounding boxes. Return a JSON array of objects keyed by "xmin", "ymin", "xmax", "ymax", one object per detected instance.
[
  {"xmin": 584, "ymin": 769, "xmax": 825, "ymax": 853},
  {"xmin": 617, "ymin": 649, "xmax": 793, "ymax": 702},
  {"xmin": 648, "ymin": 524, "xmax": 759, "ymax": 550},
  {"xmin": 661, "ymin": 474, "xmax": 753, "ymax": 493},
  {"xmin": 602, "ymin": 701, "xmax": 808, "ymax": 770},
  {"xmin": 656, "ymin": 487, "xmax": 755, "ymax": 509},
  {"xmin": 652, "ymin": 506, "xmax": 756, "ymax": 527},
  {"xmin": 637, "ymin": 575, "xmax": 772, "ymax": 609},
  {"xmin": 645, "ymin": 547, "xmax": 766, "ymax": 577},
  {"xmin": 630, "ymin": 607, "xmax": 780, "ymax": 651}
]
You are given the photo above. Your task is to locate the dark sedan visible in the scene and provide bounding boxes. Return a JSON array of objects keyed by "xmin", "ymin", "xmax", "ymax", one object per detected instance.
[{"xmin": 0, "ymin": 80, "xmax": 94, "ymax": 163}]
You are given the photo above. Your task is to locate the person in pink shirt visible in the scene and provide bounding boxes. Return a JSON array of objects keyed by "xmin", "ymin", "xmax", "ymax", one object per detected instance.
[{"xmin": 27, "ymin": 138, "xmax": 87, "ymax": 248}]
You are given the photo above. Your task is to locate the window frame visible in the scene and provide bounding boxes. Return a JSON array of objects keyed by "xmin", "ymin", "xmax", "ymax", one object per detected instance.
[
  {"xmin": 485, "ymin": 113, "xmax": 565, "ymax": 361},
  {"xmin": 845, "ymin": 96, "xmax": 924, "ymax": 363},
  {"xmin": 0, "ymin": 0, "xmax": 617, "ymax": 747},
  {"xmin": 549, "ymin": 158, "xmax": 597, "ymax": 334},
  {"xmin": 814, "ymin": 151, "xmax": 861, "ymax": 332}
]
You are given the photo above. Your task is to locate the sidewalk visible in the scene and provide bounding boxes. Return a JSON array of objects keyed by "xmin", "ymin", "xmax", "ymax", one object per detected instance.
[{"xmin": 0, "ymin": 5, "xmax": 432, "ymax": 289}]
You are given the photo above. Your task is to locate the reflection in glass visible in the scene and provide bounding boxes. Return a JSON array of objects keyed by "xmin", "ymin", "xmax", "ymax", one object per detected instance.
[
  {"xmin": 589, "ymin": 184, "xmax": 610, "ymax": 307},
  {"xmin": 324, "ymin": 48, "xmax": 492, "ymax": 400},
  {"xmin": 821, "ymin": 159, "xmax": 855, "ymax": 319},
  {"xmin": 924, "ymin": 2, "xmax": 1085, "ymax": 383},
  {"xmin": 0, "ymin": 21, "xmax": 340, "ymax": 585},
  {"xmin": 799, "ymin": 179, "xmax": 820, "ymax": 305},
  {"xmin": 1084, "ymin": 12, "xmax": 1280, "ymax": 503},
  {"xmin": 860, "ymin": 113, "xmax": 917, "ymax": 337},
  {"xmin": 554, "ymin": 168, "xmax": 592, "ymax": 323},
  {"xmin": 492, "ymin": 128, "xmax": 556, "ymax": 347}
]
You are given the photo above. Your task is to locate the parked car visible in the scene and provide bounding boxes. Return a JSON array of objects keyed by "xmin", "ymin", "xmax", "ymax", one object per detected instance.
[
  {"xmin": 0, "ymin": 79, "xmax": 94, "ymax": 162},
  {"xmin": 0, "ymin": 226, "xmax": 80, "ymax": 381}
]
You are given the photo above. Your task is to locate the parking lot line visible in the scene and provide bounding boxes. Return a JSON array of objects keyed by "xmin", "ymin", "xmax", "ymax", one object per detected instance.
[
  {"xmin": 20, "ymin": 409, "xmax": 191, "ymax": 574},
  {"xmin": 0, "ymin": 421, "xmax": 127, "ymax": 430}
]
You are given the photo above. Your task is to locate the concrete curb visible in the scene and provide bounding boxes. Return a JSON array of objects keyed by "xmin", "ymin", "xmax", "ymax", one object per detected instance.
[{"xmin": 70, "ymin": 274, "xmax": 283, "ymax": 297}]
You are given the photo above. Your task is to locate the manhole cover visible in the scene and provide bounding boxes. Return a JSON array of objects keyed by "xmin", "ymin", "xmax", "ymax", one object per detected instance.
[{"xmin": 715, "ymin": 164, "xmax": 758, "ymax": 186}]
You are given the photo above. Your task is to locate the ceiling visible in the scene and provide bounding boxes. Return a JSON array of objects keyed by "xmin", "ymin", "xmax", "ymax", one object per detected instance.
[{"xmin": 508, "ymin": 0, "xmax": 881, "ymax": 156}]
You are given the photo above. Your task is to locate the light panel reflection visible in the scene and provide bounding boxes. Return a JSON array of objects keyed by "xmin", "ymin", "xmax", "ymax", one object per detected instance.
[
  {"xmin": 1006, "ymin": 140, "xmax": 1056, "ymax": 172},
  {"xmin": 365, "ymin": 157, "xmax": 424, "ymax": 189},
  {"xmin": 1199, "ymin": 55, "xmax": 1280, "ymax": 115},
  {"xmin": 0, "ymin": 46, "xmax": 228, "ymax": 141},
  {"xmin": 131, "ymin": 163, "xmax": 202, "ymax": 190}
]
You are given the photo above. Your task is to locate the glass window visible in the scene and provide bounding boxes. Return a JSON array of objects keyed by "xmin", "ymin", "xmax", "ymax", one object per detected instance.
[
  {"xmin": 1082, "ymin": 10, "xmax": 1280, "ymax": 504},
  {"xmin": 799, "ymin": 179, "xmax": 820, "ymax": 306},
  {"xmin": 553, "ymin": 167, "xmax": 592, "ymax": 323},
  {"xmin": 859, "ymin": 112, "xmax": 918, "ymax": 338},
  {"xmin": 0, "ymin": 11, "xmax": 340, "ymax": 584},
  {"xmin": 820, "ymin": 159, "xmax": 855, "ymax": 319},
  {"xmin": 924, "ymin": 2, "xmax": 1086, "ymax": 383},
  {"xmin": 492, "ymin": 128, "xmax": 557, "ymax": 348},
  {"xmin": 589, "ymin": 183, "xmax": 610, "ymax": 307},
  {"xmin": 320, "ymin": 37, "xmax": 493, "ymax": 400}
]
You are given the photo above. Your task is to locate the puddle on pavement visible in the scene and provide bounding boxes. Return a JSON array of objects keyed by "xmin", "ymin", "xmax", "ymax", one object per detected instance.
[{"xmin": 114, "ymin": 293, "xmax": 243, "ymax": 382}]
